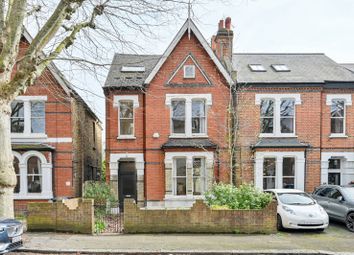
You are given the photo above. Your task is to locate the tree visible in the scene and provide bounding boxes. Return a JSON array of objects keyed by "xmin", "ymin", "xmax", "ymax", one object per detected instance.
[{"xmin": 0, "ymin": 0, "xmax": 193, "ymax": 218}]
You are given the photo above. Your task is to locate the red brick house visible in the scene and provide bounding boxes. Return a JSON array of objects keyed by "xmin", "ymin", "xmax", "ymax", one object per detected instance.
[
  {"xmin": 104, "ymin": 17, "xmax": 354, "ymax": 208},
  {"xmin": 12, "ymin": 30, "xmax": 102, "ymax": 212}
]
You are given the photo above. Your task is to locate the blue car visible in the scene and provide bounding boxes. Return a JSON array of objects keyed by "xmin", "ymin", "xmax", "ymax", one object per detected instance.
[{"xmin": 0, "ymin": 218, "xmax": 23, "ymax": 254}]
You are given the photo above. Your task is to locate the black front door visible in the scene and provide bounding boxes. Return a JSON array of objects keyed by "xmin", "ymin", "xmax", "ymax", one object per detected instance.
[
  {"xmin": 118, "ymin": 161, "xmax": 137, "ymax": 211},
  {"xmin": 328, "ymin": 173, "xmax": 341, "ymax": 185}
]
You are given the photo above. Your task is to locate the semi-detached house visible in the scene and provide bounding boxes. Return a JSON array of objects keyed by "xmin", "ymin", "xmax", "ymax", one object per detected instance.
[{"xmin": 104, "ymin": 17, "xmax": 354, "ymax": 209}]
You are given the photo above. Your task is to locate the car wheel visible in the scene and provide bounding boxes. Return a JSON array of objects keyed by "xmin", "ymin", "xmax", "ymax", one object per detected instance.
[
  {"xmin": 277, "ymin": 214, "xmax": 284, "ymax": 231},
  {"xmin": 345, "ymin": 212, "xmax": 354, "ymax": 232}
]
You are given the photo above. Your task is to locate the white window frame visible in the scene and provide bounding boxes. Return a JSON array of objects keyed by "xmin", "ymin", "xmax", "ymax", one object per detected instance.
[
  {"xmin": 113, "ymin": 95, "xmax": 139, "ymax": 139},
  {"xmin": 10, "ymin": 96, "xmax": 47, "ymax": 140},
  {"xmin": 183, "ymin": 65, "xmax": 196, "ymax": 78},
  {"xmin": 166, "ymin": 94, "xmax": 212, "ymax": 138},
  {"xmin": 12, "ymin": 150, "xmax": 53, "ymax": 200},
  {"xmin": 321, "ymin": 152, "xmax": 354, "ymax": 186},
  {"xmin": 256, "ymin": 94, "xmax": 301, "ymax": 137},
  {"xmin": 192, "ymin": 157, "xmax": 206, "ymax": 196},
  {"xmin": 173, "ymin": 157, "xmax": 188, "ymax": 196},
  {"xmin": 326, "ymin": 94, "xmax": 352, "ymax": 138},
  {"xmin": 255, "ymin": 151, "xmax": 305, "ymax": 191}
]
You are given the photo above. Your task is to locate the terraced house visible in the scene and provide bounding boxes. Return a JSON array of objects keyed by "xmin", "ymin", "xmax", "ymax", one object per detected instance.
[
  {"xmin": 104, "ymin": 17, "xmax": 354, "ymax": 208},
  {"xmin": 12, "ymin": 30, "xmax": 102, "ymax": 213}
]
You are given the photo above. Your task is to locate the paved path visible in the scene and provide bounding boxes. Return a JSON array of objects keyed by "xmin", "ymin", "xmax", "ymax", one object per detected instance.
[{"xmin": 14, "ymin": 222, "xmax": 354, "ymax": 254}]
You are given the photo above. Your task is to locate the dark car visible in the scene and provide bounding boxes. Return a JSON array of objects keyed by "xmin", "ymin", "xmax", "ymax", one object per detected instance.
[
  {"xmin": 312, "ymin": 185, "xmax": 354, "ymax": 232},
  {"xmin": 0, "ymin": 218, "xmax": 23, "ymax": 254}
]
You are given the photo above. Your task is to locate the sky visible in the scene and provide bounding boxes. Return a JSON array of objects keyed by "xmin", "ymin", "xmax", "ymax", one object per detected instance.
[{"xmin": 65, "ymin": 0, "xmax": 354, "ymax": 132}]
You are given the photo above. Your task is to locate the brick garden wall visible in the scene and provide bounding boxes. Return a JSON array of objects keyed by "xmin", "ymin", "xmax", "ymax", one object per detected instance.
[
  {"xmin": 27, "ymin": 198, "xmax": 94, "ymax": 234},
  {"xmin": 124, "ymin": 199, "xmax": 277, "ymax": 234}
]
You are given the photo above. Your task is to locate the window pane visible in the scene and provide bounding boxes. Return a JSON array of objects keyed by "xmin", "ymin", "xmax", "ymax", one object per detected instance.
[
  {"xmin": 31, "ymin": 102, "xmax": 45, "ymax": 117},
  {"xmin": 27, "ymin": 156, "xmax": 42, "ymax": 193},
  {"xmin": 193, "ymin": 158, "xmax": 202, "ymax": 177},
  {"xmin": 176, "ymin": 158, "xmax": 186, "ymax": 176},
  {"xmin": 331, "ymin": 118, "xmax": 344, "ymax": 133},
  {"xmin": 11, "ymin": 118, "xmax": 24, "ymax": 133},
  {"xmin": 172, "ymin": 100, "xmax": 185, "ymax": 134},
  {"xmin": 328, "ymin": 159, "xmax": 341, "ymax": 169},
  {"xmin": 263, "ymin": 178, "xmax": 275, "ymax": 189},
  {"xmin": 11, "ymin": 102, "xmax": 24, "ymax": 117},
  {"xmin": 31, "ymin": 117, "xmax": 45, "ymax": 133},
  {"xmin": 192, "ymin": 117, "xmax": 206, "ymax": 133},
  {"xmin": 13, "ymin": 158, "xmax": 20, "ymax": 193},
  {"xmin": 193, "ymin": 158, "xmax": 204, "ymax": 195},
  {"xmin": 331, "ymin": 100, "xmax": 344, "ymax": 117},
  {"xmin": 176, "ymin": 178, "xmax": 186, "ymax": 195},
  {"xmin": 281, "ymin": 118, "xmax": 294, "ymax": 133},
  {"xmin": 283, "ymin": 178, "xmax": 295, "ymax": 189},
  {"xmin": 283, "ymin": 158, "xmax": 295, "ymax": 176},
  {"xmin": 119, "ymin": 101, "xmax": 133, "ymax": 118},
  {"xmin": 261, "ymin": 118, "xmax": 273, "ymax": 133},
  {"xmin": 120, "ymin": 119, "xmax": 133, "ymax": 135},
  {"xmin": 192, "ymin": 101, "xmax": 205, "ymax": 117},
  {"xmin": 193, "ymin": 177, "xmax": 202, "ymax": 195},
  {"xmin": 260, "ymin": 99, "xmax": 274, "ymax": 117},
  {"xmin": 263, "ymin": 158, "xmax": 276, "ymax": 176},
  {"xmin": 11, "ymin": 101, "xmax": 24, "ymax": 133},
  {"xmin": 280, "ymin": 99, "xmax": 294, "ymax": 117}
]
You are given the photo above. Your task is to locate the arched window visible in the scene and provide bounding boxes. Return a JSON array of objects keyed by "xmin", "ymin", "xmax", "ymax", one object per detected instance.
[
  {"xmin": 13, "ymin": 157, "xmax": 20, "ymax": 193},
  {"xmin": 27, "ymin": 156, "xmax": 42, "ymax": 193}
]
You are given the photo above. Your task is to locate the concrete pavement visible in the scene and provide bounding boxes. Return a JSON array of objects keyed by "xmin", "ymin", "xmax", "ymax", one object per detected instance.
[{"xmin": 14, "ymin": 222, "xmax": 354, "ymax": 254}]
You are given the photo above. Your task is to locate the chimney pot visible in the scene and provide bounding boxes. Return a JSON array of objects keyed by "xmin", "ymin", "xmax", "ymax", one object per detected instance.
[
  {"xmin": 225, "ymin": 17, "xmax": 231, "ymax": 30},
  {"xmin": 218, "ymin": 19, "xmax": 224, "ymax": 30}
]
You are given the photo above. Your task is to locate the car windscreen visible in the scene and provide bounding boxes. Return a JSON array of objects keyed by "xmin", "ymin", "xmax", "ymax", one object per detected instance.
[
  {"xmin": 342, "ymin": 188, "xmax": 354, "ymax": 199},
  {"xmin": 278, "ymin": 193, "xmax": 315, "ymax": 205}
]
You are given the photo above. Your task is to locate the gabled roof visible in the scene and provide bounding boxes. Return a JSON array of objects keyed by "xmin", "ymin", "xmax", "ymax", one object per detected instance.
[
  {"xmin": 233, "ymin": 53, "xmax": 354, "ymax": 84},
  {"xmin": 104, "ymin": 54, "xmax": 160, "ymax": 88},
  {"xmin": 144, "ymin": 19, "xmax": 233, "ymax": 85},
  {"xmin": 341, "ymin": 63, "xmax": 354, "ymax": 73},
  {"xmin": 22, "ymin": 28, "xmax": 101, "ymax": 123}
]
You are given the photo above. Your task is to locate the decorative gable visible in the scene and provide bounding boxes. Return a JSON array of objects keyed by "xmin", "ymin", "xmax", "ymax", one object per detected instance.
[{"xmin": 166, "ymin": 54, "xmax": 212, "ymax": 87}]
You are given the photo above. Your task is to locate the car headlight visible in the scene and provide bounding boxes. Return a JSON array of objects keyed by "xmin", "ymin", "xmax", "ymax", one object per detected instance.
[{"xmin": 282, "ymin": 205, "xmax": 296, "ymax": 215}]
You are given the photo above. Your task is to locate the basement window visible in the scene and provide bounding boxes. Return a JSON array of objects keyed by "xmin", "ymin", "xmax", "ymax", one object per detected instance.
[
  {"xmin": 121, "ymin": 66, "xmax": 145, "ymax": 72},
  {"xmin": 249, "ymin": 64, "xmax": 266, "ymax": 72},
  {"xmin": 271, "ymin": 64, "xmax": 290, "ymax": 72}
]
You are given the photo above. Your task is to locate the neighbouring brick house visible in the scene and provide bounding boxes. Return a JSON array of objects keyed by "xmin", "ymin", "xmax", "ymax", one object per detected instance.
[
  {"xmin": 104, "ymin": 17, "xmax": 354, "ymax": 208},
  {"xmin": 12, "ymin": 30, "xmax": 102, "ymax": 212}
]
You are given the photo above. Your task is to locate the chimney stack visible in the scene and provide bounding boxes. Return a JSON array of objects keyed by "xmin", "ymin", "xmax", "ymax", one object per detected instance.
[{"xmin": 211, "ymin": 17, "xmax": 234, "ymax": 66}]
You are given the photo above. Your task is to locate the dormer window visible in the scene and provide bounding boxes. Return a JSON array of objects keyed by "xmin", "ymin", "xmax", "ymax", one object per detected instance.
[{"xmin": 184, "ymin": 65, "xmax": 195, "ymax": 78}]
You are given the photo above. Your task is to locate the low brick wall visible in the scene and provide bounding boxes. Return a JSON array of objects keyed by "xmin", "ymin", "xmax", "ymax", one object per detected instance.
[
  {"xmin": 124, "ymin": 199, "xmax": 277, "ymax": 234},
  {"xmin": 27, "ymin": 198, "xmax": 94, "ymax": 234}
]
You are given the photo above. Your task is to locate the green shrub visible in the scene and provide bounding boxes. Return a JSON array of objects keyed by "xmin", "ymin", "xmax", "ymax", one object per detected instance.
[
  {"xmin": 83, "ymin": 181, "xmax": 115, "ymax": 206},
  {"xmin": 94, "ymin": 219, "xmax": 106, "ymax": 234},
  {"xmin": 205, "ymin": 183, "xmax": 272, "ymax": 210}
]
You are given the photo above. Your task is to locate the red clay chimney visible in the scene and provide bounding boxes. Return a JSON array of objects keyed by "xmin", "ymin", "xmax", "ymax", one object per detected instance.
[{"xmin": 211, "ymin": 17, "xmax": 234, "ymax": 65}]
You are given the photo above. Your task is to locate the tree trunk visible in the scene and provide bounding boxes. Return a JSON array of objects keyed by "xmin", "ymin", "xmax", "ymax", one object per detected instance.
[{"xmin": 0, "ymin": 100, "xmax": 16, "ymax": 218}]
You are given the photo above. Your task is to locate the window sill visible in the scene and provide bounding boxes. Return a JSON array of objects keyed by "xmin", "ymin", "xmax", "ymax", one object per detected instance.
[
  {"xmin": 11, "ymin": 134, "xmax": 48, "ymax": 143},
  {"xmin": 259, "ymin": 133, "xmax": 297, "ymax": 138},
  {"xmin": 13, "ymin": 193, "xmax": 53, "ymax": 200},
  {"xmin": 117, "ymin": 136, "xmax": 136, "ymax": 140},
  {"xmin": 169, "ymin": 135, "xmax": 209, "ymax": 139},
  {"xmin": 329, "ymin": 134, "xmax": 348, "ymax": 138}
]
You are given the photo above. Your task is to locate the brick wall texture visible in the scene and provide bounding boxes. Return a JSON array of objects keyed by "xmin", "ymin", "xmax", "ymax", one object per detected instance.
[
  {"xmin": 124, "ymin": 199, "xmax": 277, "ymax": 234},
  {"xmin": 27, "ymin": 198, "xmax": 94, "ymax": 234}
]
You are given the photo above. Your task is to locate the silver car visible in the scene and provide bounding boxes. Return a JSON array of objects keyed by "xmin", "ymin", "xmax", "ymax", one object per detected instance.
[{"xmin": 312, "ymin": 185, "xmax": 354, "ymax": 232}]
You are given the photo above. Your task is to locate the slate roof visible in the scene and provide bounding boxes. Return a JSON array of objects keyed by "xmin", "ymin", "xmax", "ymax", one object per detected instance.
[
  {"xmin": 12, "ymin": 143, "xmax": 55, "ymax": 151},
  {"xmin": 252, "ymin": 138, "xmax": 309, "ymax": 148},
  {"xmin": 341, "ymin": 63, "xmax": 354, "ymax": 73},
  {"xmin": 233, "ymin": 53, "xmax": 354, "ymax": 84},
  {"xmin": 162, "ymin": 138, "xmax": 217, "ymax": 149},
  {"xmin": 104, "ymin": 54, "xmax": 160, "ymax": 88}
]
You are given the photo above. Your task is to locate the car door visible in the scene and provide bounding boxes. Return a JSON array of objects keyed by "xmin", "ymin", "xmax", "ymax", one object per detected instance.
[
  {"xmin": 313, "ymin": 187, "xmax": 333, "ymax": 213},
  {"xmin": 327, "ymin": 189, "xmax": 348, "ymax": 222}
]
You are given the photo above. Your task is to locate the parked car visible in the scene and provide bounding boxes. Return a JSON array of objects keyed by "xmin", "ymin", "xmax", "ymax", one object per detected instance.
[
  {"xmin": 312, "ymin": 185, "xmax": 354, "ymax": 232},
  {"xmin": 265, "ymin": 189, "xmax": 329, "ymax": 231},
  {"xmin": 0, "ymin": 218, "xmax": 23, "ymax": 254}
]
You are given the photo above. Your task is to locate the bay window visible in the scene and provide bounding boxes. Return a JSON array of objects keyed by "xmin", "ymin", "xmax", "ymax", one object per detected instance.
[
  {"xmin": 27, "ymin": 156, "xmax": 42, "ymax": 193},
  {"xmin": 263, "ymin": 158, "xmax": 276, "ymax": 189},
  {"xmin": 283, "ymin": 157, "xmax": 295, "ymax": 189}
]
